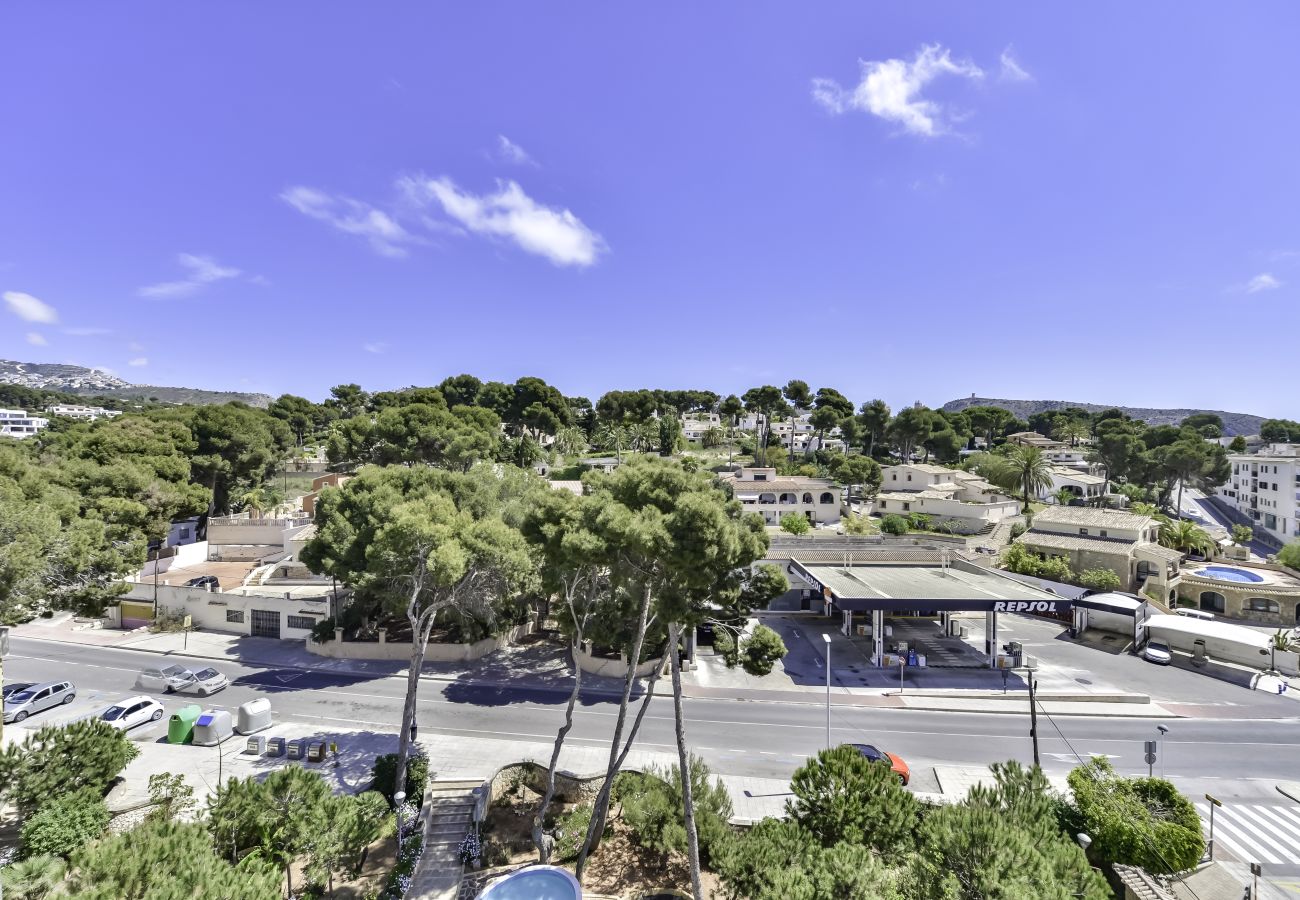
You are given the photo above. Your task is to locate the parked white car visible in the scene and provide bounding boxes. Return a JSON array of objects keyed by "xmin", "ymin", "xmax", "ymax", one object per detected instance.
[
  {"xmin": 101, "ymin": 696, "xmax": 165, "ymax": 730},
  {"xmin": 1142, "ymin": 641, "xmax": 1173, "ymax": 665},
  {"xmin": 1175, "ymin": 608, "xmax": 1215, "ymax": 620}
]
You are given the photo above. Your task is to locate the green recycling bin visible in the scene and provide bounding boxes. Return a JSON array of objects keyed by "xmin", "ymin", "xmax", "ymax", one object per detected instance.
[{"xmin": 167, "ymin": 704, "xmax": 202, "ymax": 744}]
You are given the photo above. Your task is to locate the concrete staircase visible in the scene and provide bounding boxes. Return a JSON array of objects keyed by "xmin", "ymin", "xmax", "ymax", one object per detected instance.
[{"xmin": 408, "ymin": 780, "xmax": 480, "ymax": 900}]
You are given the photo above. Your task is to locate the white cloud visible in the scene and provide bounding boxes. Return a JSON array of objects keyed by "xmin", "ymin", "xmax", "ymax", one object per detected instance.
[
  {"xmin": 495, "ymin": 135, "xmax": 538, "ymax": 167},
  {"xmin": 128, "ymin": 357, "xmax": 149, "ymax": 367},
  {"xmin": 362, "ymin": 341, "xmax": 387, "ymax": 355},
  {"xmin": 25, "ymin": 331, "xmax": 47, "ymax": 346},
  {"xmin": 1245, "ymin": 272, "xmax": 1282, "ymax": 293},
  {"xmin": 280, "ymin": 186, "xmax": 416, "ymax": 257},
  {"xmin": 128, "ymin": 341, "xmax": 145, "ymax": 352},
  {"xmin": 62, "ymin": 326, "xmax": 112, "ymax": 336},
  {"xmin": 999, "ymin": 48, "xmax": 1033, "ymax": 83},
  {"xmin": 812, "ymin": 44, "xmax": 985, "ymax": 137},
  {"xmin": 3, "ymin": 290, "xmax": 59, "ymax": 323},
  {"xmin": 139, "ymin": 253, "xmax": 241, "ymax": 299},
  {"xmin": 401, "ymin": 176, "xmax": 606, "ymax": 267}
]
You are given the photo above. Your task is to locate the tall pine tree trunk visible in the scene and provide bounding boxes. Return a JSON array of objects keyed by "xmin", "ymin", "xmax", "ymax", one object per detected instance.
[
  {"xmin": 669, "ymin": 622, "xmax": 704, "ymax": 900},
  {"xmin": 576, "ymin": 583, "xmax": 654, "ymax": 879},
  {"xmin": 534, "ymin": 637, "xmax": 584, "ymax": 863},
  {"xmin": 393, "ymin": 608, "xmax": 434, "ymax": 811}
]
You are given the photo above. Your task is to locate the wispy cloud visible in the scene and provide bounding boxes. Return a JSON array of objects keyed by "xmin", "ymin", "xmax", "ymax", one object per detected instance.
[
  {"xmin": 3, "ymin": 290, "xmax": 59, "ymax": 323},
  {"xmin": 495, "ymin": 135, "xmax": 538, "ymax": 167},
  {"xmin": 362, "ymin": 341, "xmax": 387, "ymax": 355},
  {"xmin": 280, "ymin": 186, "xmax": 416, "ymax": 257},
  {"xmin": 63, "ymin": 326, "xmax": 112, "ymax": 337},
  {"xmin": 128, "ymin": 357, "xmax": 149, "ymax": 367},
  {"xmin": 1244, "ymin": 272, "xmax": 1282, "ymax": 293},
  {"xmin": 400, "ymin": 176, "xmax": 606, "ymax": 267},
  {"xmin": 812, "ymin": 44, "xmax": 986, "ymax": 137},
  {"xmin": 26, "ymin": 331, "xmax": 47, "ymax": 347},
  {"xmin": 128, "ymin": 341, "xmax": 145, "ymax": 352},
  {"xmin": 999, "ymin": 48, "xmax": 1033, "ymax": 83},
  {"xmin": 139, "ymin": 254, "xmax": 241, "ymax": 299}
]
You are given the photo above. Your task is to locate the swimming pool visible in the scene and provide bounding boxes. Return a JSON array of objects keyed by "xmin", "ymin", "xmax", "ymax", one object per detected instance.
[
  {"xmin": 476, "ymin": 866, "xmax": 582, "ymax": 900},
  {"xmin": 1195, "ymin": 566, "xmax": 1265, "ymax": 584}
]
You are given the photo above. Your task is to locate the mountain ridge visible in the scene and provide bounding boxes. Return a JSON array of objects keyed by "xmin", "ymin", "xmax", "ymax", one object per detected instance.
[
  {"xmin": 941, "ymin": 396, "xmax": 1265, "ymax": 436},
  {"xmin": 0, "ymin": 359, "xmax": 272, "ymax": 408}
]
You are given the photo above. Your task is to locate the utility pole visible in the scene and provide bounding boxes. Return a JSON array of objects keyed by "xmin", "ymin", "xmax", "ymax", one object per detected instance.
[
  {"xmin": 1028, "ymin": 672, "xmax": 1040, "ymax": 768},
  {"xmin": 0, "ymin": 625, "xmax": 10, "ymax": 747},
  {"xmin": 821, "ymin": 634, "xmax": 831, "ymax": 749},
  {"xmin": 1205, "ymin": 793, "xmax": 1222, "ymax": 860}
]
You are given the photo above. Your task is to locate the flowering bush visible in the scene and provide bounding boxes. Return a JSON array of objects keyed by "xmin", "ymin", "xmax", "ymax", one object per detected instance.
[
  {"xmin": 379, "ymin": 831, "xmax": 423, "ymax": 898},
  {"xmin": 457, "ymin": 830, "xmax": 482, "ymax": 865}
]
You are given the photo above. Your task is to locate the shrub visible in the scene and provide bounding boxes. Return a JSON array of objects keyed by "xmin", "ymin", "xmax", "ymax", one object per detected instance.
[
  {"xmin": 620, "ymin": 757, "xmax": 734, "ymax": 867},
  {"xmin": 1067, "ymin": 757, "xmax": 1204, "ymax": 874},
  {"xmin": 20, "ymin": 788, "xmax": 110, "ymax": 858},
  {"xmin": 370, "ymin": 750, "xmax": 429, "ymax": 806},
  {"xmin": 1079, "ymin": 568, "xmax": 1122, "ymax": 593},
  {"xmin": 147, "ymin": 772, "xmax": 196, "ymax": 822},
  {"xmin": 712, "ymin": 627, "xmax": 739, "ymax": 667},
  {"xmin": 779, "ymin": 511, "xmax": 811, "ymax": 536},
  {"xmin": 1279, "ymin": 541, "xmax": 1300, "ymax": 571},
  {"xmin": 1037, "ymin": 556, "xmax": 1075, "ymax": 584},
  {"xmin": 786, "ymin": 745, "xmax": 919, "ymax": 852},
  {"xmin": 906, "ymin": 513, "xmax": 932, "ymax": 531},
  {"xmin": 0, "ymin": 719, "xmax": 139, "ymax": 816},
  {"xmin": 310, "ymin": 617, "xmax": 337, "ymax": 643},
  {"xmin": 0, "ymin": 855, "xmax": 67, "ymax": 900},
  {"xmin": 740, "ymin": 624, "xmax": 788, "ymax": 676},
  {"xmin": 552, "ymin": 803, "xmax": 593, "ymax": 860},
  {"xmin": 1010, "ymin": 521, "xmax": 1028, "ymax": 538},
  {"xmin": 880, "ymin": 514, "xmax": 909, "ymax": 536}
]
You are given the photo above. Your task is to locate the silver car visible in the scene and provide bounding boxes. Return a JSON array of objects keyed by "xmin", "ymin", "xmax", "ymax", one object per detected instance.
[
  {"xmin": 135, "ymin": 664, "xmax": 195, "ymax": 693},
  {"xmin": 3, "ymin": 680, "xmax": 76, "ymax": 723},
  {"xmin": 180, "ymin": 667, "xmax": 230, "ymax": 697}
]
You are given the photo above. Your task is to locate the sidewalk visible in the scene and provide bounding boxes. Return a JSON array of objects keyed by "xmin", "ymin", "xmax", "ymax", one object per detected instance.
[{"xmin": 10, "ymin": 619, "xmax": 1178, "ymax": 718}]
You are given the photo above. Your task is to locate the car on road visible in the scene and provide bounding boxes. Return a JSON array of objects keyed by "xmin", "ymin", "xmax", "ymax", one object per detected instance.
[
  {"xmin": 3, "ymin": 680, "xmax": 76, "ymax": 723},
  {"xmin": 1, "ymin": 681, "xmax": 33, "ymax": 700},
  {"xmin": 1142, "ymin": 641, "xmax": 1173, "ymax": 665},
  {"xmin": 844, "ymin": 742, "xmax": 911, "ymax": 785},
  {"xmin": 101, "ymin": 696, "xmax": 166, "ymax": 730},
  {"xmin": 136, "ymin": 664, "xmax": 196, "ymax": 693},
  {"xmin": 179, "ymin": 667, "xmax": 229, "ymax": 697}
]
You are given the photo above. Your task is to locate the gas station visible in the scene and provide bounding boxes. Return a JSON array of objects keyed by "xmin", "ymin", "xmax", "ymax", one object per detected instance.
[{"xmin": 786, "ymin": 557, "xmax": 1074, "ymax": 669}]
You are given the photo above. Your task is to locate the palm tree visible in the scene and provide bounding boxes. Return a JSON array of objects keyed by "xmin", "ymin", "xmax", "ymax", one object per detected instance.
[
  {"xmin": 1269, "ymin": 629, "xmax": 1300, "ymax": 675},
  {"xmin": 240, "ymin": 487, "xmax": 267, "ymax": 519},
  {"xmin": 1, "ymin": 855, "xmax": 67, "ymax": 900},
  {"xmin": 1053, "ymin": 487, "xmax": 1077, "ymax": 507},
  {"xmin": 629, "ymin": 422, "xmax": 658, "ymax": 454},
  {"xmin": 1003, "ymin": 445, "xmax": 1054, "ymax": 513},
  {"xmin": 592, "ymin": 422, "xmax": 627, "ymax": 464},
  {"xmin": 553, "ymin": 426, "xmax": 588, "ymax": 458},
  {"xmin": 1054, "ymin": 419, "xmax": 1089, "ymax": 447},
  {"xmin": 1159, "ymin": 519, "xmax": 1211, "ymax": 555}
]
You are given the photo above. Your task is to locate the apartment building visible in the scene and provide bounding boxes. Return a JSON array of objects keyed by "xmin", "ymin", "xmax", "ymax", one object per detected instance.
[
  {"xmin": 1223, "ymin": 444, "xmax": 1300, "ymax": 544},
  {"xmin": 874, "ymin": 463, "xmax": 1021, "ymax": 532},
  {"xmin": 0, "ymin": 408, "xmax": 49, "ymax": 438},
  {"xmin": 720, "ymin": 466, "xmax": 841, "ymax": 526},
  {"xmin": 45, "ymin": 404, "xmax": 121, "ymax": 421}
]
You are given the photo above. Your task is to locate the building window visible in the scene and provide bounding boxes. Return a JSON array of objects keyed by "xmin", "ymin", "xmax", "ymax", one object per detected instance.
[
  {"xmin": 879, "ymin": 501, "xmax": 887, "ymax": 509},
  {"xmin": 287, "ymin": 615, "xmax": 316, "ymax": 630},
  {"xmin": 1099, "ymin": 530, "xmax": 1108, "ymax": 538},
  {"xmin": 802, "ymin": 492, "xmax": 813, "ymax": 503},
  {"xmin": 902, "ymin": 502, "xmax": 911, "ymax": 512},
  {"xmin": 226, "ymin": 609, "xmax": 244, "ymax": 624},
  {"xmin": 906, "ymin": 474, "xmax": 912, "ymax": 482},
  {"xmin": 1199, "ymin": 591, "xmax": 1226, "ymax": 613},
  {"xmin": 1079, "ymin": 528, "xmax": 1089, "ymax": 535},
  {"xmin": 753, "ymin": 473, "xmax": 766, "ymax": 481},
  {"xmin": 819, "ymin": 492, "xmax": 834, "ymax": 504},
  {"xmin": 1247, "ymin": 597, "xmax": 1280, "ymax": 614}
]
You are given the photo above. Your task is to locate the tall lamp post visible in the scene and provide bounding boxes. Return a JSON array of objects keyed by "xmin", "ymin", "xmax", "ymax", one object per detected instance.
[
  {"xmin": 1156, "ymin": 725, "xmax": 1169, "ymax": 780},
  {"xmin": 394, "ymin": 790, "xmax": 407, "ymax": 856},
  {"xmin": 821, "ymin": 633, "xmax": 831, "ymax": 749},
  {"xmin": 0, "ymin": 625, "xmax": 10, "ymax": 745}
]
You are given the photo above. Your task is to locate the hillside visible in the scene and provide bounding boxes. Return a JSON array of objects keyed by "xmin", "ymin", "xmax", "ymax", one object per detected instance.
[
  {"xmin": 0, "ymin": 359, "xmax": 273, "ymax": 408},
  {"xmin": 941, "ymin": 396, "xmax": 1265, "ymax": 436}
]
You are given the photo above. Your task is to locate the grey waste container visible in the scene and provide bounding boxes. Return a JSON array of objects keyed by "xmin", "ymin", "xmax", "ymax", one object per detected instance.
[
  {"xmin": 192, "ymin": 709, "xmax": 234, "ymax": 746},
  {"xmin": 236, "ymin": 698, "xmax": 273, "ymax": 735}
]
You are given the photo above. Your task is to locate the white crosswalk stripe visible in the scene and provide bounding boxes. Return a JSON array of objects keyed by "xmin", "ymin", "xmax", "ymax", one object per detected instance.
[{"xmin": 1197, "ymin": 802, "xmax": 1300, "ymax": 867}]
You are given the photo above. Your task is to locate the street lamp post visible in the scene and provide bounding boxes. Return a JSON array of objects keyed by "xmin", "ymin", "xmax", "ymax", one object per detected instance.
[
  {"xmin": 821, "ymin": 633, "xmax": 831, "ymax": 749},
  {"xmin": 1157, "ymin": 725, "xmax": 1169, "ymax": 780},
  {"xmin": 394, "ymin": 790, "xmax": 407, "ymax": 856},
  {"xmin": 1205, "ymin": 793, "xmax": 1222, "ymax": 860}
]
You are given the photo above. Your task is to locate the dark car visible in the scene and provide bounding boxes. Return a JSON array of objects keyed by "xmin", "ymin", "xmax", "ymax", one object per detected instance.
[
  {"xmin": 184, "ymin": 575, "xmax": 220, "ymax": 590},
  {"xmin": 844, "ymin": 743, "xmax": 911, "ymax": 785}
]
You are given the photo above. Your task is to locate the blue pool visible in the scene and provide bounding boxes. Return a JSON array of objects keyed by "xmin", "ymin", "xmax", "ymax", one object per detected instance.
[
  {"xmin": 1197, "ymin": 566, "xmax": 1265, "ymax": 584},
  {"xmin": 477, "ymin": 866, "xmax": 581, "ymax": 900}
]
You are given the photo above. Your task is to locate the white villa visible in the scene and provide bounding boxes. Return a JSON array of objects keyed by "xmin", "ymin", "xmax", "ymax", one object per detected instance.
[
  {"xmin": 1042, "ymin": 467, "xmax": 1109, "ymax": 503},
  {"xmin": 872, "ymin": 463, "xmax": 1021, "ymax": 533},
  {"xmin": 720, "ymin": 466, "xmax": 841, "ymax": 526},
  {"xmin": 45, "ymin": 404, "xmax": 121, "ymax": 421},
  {"xmin": 682, "ymin": 413, "xmax": 722, "ymax": 442},
  {"xmin": 0, "ymin": 408, "xmax": 49, "ymax": 439},
  {"xmin": 1015, "ymin": 506, "xmax": 1183, "ymax": 598}
]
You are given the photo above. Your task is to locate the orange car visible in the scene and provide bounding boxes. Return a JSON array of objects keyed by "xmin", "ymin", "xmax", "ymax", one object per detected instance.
[{"xmin": 846, "ymin": 743, "xmax": 910, "ymax": 785}]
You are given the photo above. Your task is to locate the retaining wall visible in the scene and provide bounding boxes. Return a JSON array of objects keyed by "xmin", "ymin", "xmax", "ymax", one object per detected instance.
[{"xmin": 306, "ymin": 622, "xmax": 534, "ymax": 661}]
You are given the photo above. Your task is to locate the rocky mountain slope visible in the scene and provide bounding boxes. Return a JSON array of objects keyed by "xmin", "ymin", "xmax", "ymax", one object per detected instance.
[
  {"xmin": 941, "ymin": 396, "xmax": 1265, "ymax": 436},
  {"xmin": 0, "ymin": 359, "xmax": 272, "ymax": 408}
]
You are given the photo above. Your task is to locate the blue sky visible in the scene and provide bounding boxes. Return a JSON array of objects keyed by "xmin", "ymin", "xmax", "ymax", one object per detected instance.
[{"xmin": 2, "ymin": 3, "xmax": 1298, "ymax": 417}]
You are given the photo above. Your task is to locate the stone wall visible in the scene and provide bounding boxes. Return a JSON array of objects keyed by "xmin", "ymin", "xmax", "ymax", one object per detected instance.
[
  {"xmin": 306, "ymin": 622, "xmax": 534, "ymax": 661},
  {"xmin": 573, "ymin": 642, "xmax": 664, "ymax": 678}
]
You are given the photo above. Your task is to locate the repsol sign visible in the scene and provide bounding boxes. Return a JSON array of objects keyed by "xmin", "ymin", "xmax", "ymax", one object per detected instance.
[{"xmin": 993, "ymin": 601, "xmax": 1061, "ymax": 613}]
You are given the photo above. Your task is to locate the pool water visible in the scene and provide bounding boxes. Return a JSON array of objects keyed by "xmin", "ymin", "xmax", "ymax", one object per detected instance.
[
  {"xmin": 477, "ymin": 866, "xmax": 581, "ymax": 900},
  {"xmin": 1197, "ymin": 566, "xmax": 1265, "ymax": 584}
]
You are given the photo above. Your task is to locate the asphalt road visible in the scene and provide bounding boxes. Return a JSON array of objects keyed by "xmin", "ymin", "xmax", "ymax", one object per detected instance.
[{"xmin": 6, "ymin": 635, "xmax": 1297, "ymax": 787}]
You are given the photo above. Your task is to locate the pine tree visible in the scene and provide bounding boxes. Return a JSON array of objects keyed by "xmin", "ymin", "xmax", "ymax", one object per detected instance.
[{"xmin": 786, "ymin": 745, "xmax": 920, "ymax": 851}]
